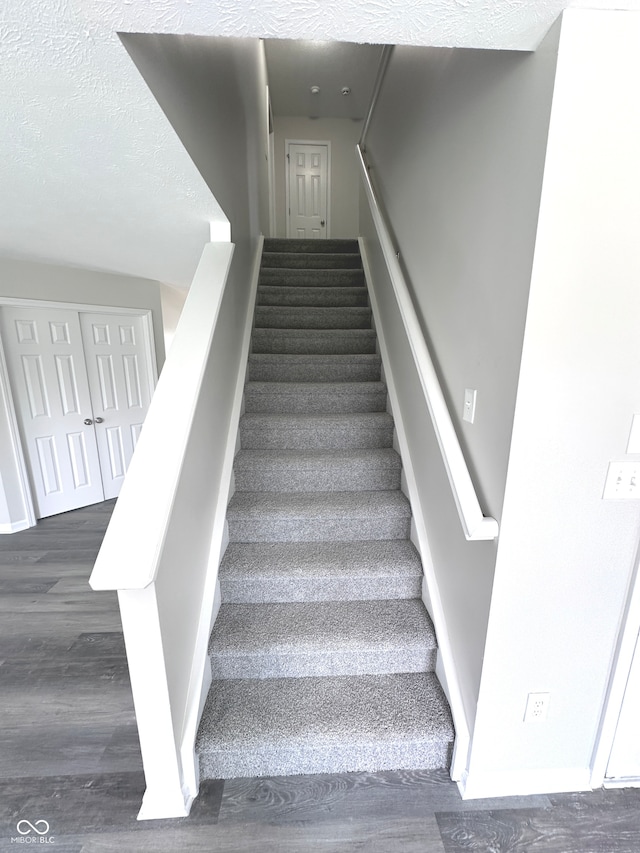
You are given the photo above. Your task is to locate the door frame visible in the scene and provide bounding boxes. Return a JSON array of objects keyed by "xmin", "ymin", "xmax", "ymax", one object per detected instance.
[
  {"xmin": 0, "ymin": 297, "xmax": 159, "ymax": 530},
  {"xmin": 590, "ymin": 540, "xmax": 640, "ymax": 787},
  {"xmin": 285, "ymin": 139, "xmax": 331, "ymax": 239}
]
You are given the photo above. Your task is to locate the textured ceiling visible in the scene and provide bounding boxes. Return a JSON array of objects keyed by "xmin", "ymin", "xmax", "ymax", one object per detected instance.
[
  {"xmin": 2, "ymin": 0, "xmax": 639, "ymax": 287},
  {"xmin": 265, "ymin": 40, "xmax": 383, "ymax": 120}
]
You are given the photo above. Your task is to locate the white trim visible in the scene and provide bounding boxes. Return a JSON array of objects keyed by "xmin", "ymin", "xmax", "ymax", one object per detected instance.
[
  {"xmin": 458, "ymin": 767, "xmax": 593, "ymax": 800},
  {"xmin": 285, "ymin": 139, "xmax": 331, "ymax": 239},
  {"xmin": 357, "ymin": 145, "xmax": 498, "ymax": 541},
  {"xmin": 209, "ymin": 220, "xmax": 232, "ymax": 243},
  {"xmin": 361, "ymin": 238, "xmax": 470, "ymax": 782},
  {"xmin": 604, "ymin": 776, "xmax": 640, "ymax": 789},
  {"xmin": 266, "ymin": 83, "xmax": 277, "ymax": 238},
  {"xmin": 0, "ymin": 331, "xmax": 37, "ymax": 532},
  {"xmin": 0, "ymin": 520, "xmax": 31, "ymax": 534},
  {"xmin": 590, "ymin": 545, "xmax": 640, "ymax": 787},
  {"xmin": 117, "ymin": 586, "xmax": 194, "ymax": 821},
  {"xmin": 137, "ymin": 787, "xmax": 191, "ymax": 821},
  {"xmin": 177, "ymin": 235, "xmax": 263, "ymax": 802},
  {"xmin": 89, "ymin": 242, "xmax": 235, "ymax": 592}
]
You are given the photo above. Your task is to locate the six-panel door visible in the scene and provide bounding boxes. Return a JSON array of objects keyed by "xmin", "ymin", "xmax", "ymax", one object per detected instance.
[
  {"xmin": 0, "ymin": 307, "xmax": 105, "ymax": 517},
  {"xmin": 287, "ymin": 142, "xmax": 329, "ymax": 238},
  {"xmin": 1, "ymin": 307, "xmax": 154, "ymax": 517},
  {"xmin": 80, "ymin": 313, "xmax": 152, "ymax": 500}
]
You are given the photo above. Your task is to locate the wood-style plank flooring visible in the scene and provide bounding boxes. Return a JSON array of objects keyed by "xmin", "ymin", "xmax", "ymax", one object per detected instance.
[{"xmin": 1, "ymin": 501, "xmax": 640, "ymax": 852}]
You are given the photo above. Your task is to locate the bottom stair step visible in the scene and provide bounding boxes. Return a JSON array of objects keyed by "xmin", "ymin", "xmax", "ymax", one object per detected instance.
[{"xmin": 196, "ymin": 672, "xmax": 454, "ymax": 780}]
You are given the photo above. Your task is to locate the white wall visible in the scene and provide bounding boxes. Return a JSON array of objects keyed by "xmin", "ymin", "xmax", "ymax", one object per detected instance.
[
  {"xmin": 466, "ymin": 9, "xmax": 640, "ymax": 796},
  {"xmin": 160, "ymin": 284, "xmax": 189, "ymax": 355},
  {"xmin": 364, "ymin": 27, "xmax": 561, "ymax": 733},
  {"xmin": 121, "ymin": 34, "xmax": 270, "ymax": 251},
  {"xmin": 4, "ymin": 0, "xmax": 613, "ymax": 297},
  {"xmin": 274, "ymin": 117, "xmax": 362, "ymax": 238},
  {"xmin": 0, "ymin": 257, "xmax": 166, "ymax": 365}
]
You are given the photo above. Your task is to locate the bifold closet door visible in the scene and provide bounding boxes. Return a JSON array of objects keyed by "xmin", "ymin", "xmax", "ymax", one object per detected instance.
[
  {"xmin": 0, "ymin": 306, "xmax": 105, "ymax": 517},
  {"xmin": 1, "ymin": 306, "xmax": 155, "ymax": 517}
]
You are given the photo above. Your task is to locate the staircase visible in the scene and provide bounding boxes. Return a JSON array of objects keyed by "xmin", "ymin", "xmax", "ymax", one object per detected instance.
[{"xmin": 196, "ymin": 238, "xmax": 454, "ymax": 780}]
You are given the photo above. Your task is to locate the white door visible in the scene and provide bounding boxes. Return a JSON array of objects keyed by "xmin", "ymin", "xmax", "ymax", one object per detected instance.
[
  {"xmin": 607, "ymin": 628, "xmax": 640, "ymax": 782},
  {"xmin": 0, "ymin": 306, "xmax": 155, "ymax": 517},
  {"xmin": 286, "ymin": 141, "xmax": 329, "ymax": 238},
  {"xmin": 0, "ymin": 306, "xmax": 105, "ymax": 517},
  {"xmin": 80, "ymin": 313, "xmax": 152, "ymax": 500}
]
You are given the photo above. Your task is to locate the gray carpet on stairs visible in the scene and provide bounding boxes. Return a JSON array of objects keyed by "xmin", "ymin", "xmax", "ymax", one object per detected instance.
[
  {"xmin": 196, "ymin": 673, "xmax": 453, "ymax": 779},
  {"xmin": 196, "ymin": 237, "xmax": 454, "ymax": 781},
  {"xmin": 209, "ymin": 599, "xmax": 437, "ymax": 679},
  {"xmin": 239, "ymin": 412, "xmax": 395, "ymax": 450},
  {"xmin": 219, "ymin": 540, "xmax": 424, "ymax": 603}
]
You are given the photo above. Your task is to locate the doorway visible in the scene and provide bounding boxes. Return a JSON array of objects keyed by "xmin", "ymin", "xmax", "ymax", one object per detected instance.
[
  {"xmin": 0, "ymin": 304, "xmax": 157, "ymax": 519},
  {"xmin": 286, "ymin": 140, "xmax": 331, "ymax": 238}
]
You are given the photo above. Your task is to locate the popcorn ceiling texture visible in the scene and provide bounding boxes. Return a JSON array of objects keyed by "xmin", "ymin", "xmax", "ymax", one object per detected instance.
[{"xmin": 2, "ymin": 0, "xmax": 637, "ymax": 286}]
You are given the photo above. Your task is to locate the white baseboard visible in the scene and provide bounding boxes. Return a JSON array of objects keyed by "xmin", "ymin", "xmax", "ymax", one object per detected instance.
[
  {"xmin": 137, "ymin": 785, "xmax": 193, "ymax": 820},
  {"xmin": 459, "ymin": 767, "xmax": 593, "ymax": 800},
  {"xmin": 604, "ymin": 776, "xmax": 640, "ymax": 789},
  {"xmin": 0, "ymin": 519, "xmax": 32, "ymax": 534}
]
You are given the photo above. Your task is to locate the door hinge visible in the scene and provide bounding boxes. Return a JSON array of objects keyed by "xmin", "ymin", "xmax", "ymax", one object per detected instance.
[{"xmin": 286, "ymin": 153, "xmax": 290, "ymax": 160}]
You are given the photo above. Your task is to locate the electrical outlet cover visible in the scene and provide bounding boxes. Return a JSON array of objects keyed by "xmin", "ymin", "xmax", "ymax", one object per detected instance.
[{"xmin": 524, "ymin": 692, "xmax": 550, "ymax": 723}]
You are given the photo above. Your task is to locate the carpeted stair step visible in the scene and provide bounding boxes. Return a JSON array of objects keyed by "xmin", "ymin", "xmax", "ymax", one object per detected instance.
[
  {"xmin": 208, "ymin": 599, "xmax": 437, "ymax": 680},
  {"xmin": 262, "ymin": 252, "xmax": 362, "ymax": 270},
  {"xmin": 244, "ymin": 381, "xmax": 387, "ymax": 415},
  {"xmin": 244, "ymin": 381, "xmax": 387, "ymax": 416},
  {"xmin": 227, "ymin": 490, "xmax": 412, "ymax": 542},
  {"xmin": 255, "ymin": 306, "xmax": 371, "ymax": 330},
  {"xmin": 196, "ymin": 672, "xmax": 454, "ymax": 779},
  {"xmin": 219, "ymin": 540, "xmax": 423, "ymax": 603},
  {"xmin": 259, "ymin": 268, "xmax": 365, "ymax": 288},
  {"xmin": 257, "ymin": 285, "xmax": 368, "ymax": 308},
  {"xmin": 197, "ymin": 238, "xmax": 454, "ymax": 786},
  {"xmin": 234, "ymin": 448, "xmax": 402, "ymax": 493},
  {"xmin": 252, "ymin": 328, "xmax": 377, "ymax": 355},
  {"xmin": 248, "ymin": 354, "xmax": 381, "ymax": 383},
  {"xmin": 264, "ymin": 238, "xmax": 359, "ymax": 254},
  {"xmin": 239, "ymin": 413, "xmax": 394, "ymax": 450}
]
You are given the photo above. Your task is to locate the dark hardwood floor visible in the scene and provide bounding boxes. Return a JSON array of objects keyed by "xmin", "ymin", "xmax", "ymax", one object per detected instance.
[{"xmin": 1, "ymin": 501, "xmax": 640, "ymax": 852}]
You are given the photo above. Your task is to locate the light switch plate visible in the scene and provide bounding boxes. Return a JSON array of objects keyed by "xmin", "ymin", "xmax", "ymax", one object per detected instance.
[
  {"xmin": 603, "ymin": 461, "xmax": 640, "ymax": 500},
  {"xmin": 463, "ymin": 389, "xmax": 477, "ymax": 424}
]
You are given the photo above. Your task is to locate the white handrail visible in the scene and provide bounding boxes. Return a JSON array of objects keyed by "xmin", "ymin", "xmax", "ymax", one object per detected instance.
[
  {"xmin": 87, "ymin": 238, "xmax": 262, "ymax": 819},
  {"xmin": 90, "ymin": 243, "xmax": 235, "ymax": 591},
  {"xmin": 357, "ymin": 145, "xmax": 498, "ymax": 541}
]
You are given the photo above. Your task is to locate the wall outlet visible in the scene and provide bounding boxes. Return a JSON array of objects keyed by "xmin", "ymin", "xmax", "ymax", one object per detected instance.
[
  {"xmin": 463, "ymin": 388, "xmax": 477, "ymax": 424},
  {"xmin": 603, "ymin": 461, "xmax": 640, "ymax": 500},
  {"xmin": 524, "ymin": 692, "xmax": 550, "ymax": 723}
]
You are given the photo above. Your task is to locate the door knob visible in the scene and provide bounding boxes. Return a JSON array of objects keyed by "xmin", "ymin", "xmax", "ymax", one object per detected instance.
[
  {"xmin": 84, "ymin": 418, "xmax": 93, "ymax": 425},
  {"xmin": 320, "ymin": 220, "xmax": 325, "ymax": 227},
  {"xmin": 95, "ymin": 417, "xmax": 104, "ymax": 424}
]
